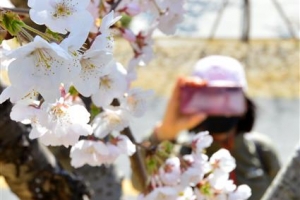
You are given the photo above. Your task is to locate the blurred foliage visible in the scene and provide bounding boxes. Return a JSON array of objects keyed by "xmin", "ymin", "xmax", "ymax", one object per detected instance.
[{"xmin": 120, "ymin": 14, "xmax": 132, "ymax": 28}]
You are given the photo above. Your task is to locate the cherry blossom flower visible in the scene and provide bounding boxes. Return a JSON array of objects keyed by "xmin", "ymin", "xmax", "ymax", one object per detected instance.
[
  {"xmin": 92, "ymin": 106, "xmax": 131, "ymax": 138},
  {"xmin": 104, "ymin": 143, "xmax": 123, "ymax": 164},
  {"xmin": 91, "ymin": 62, "xmax": 128, "ymax": 107},
  {"xmin": 0, "ymin": 42, "xmax": 13, "ymax": 86},
  {"xmin": 223, "ymin": 180, "xmax": 237, "ymax": 193},
  {"xmin": 90, "ymin": 11, "xmax": 121, "ymax": 53},
  {"xmin": 152, "ymin": 0, "xmax": 185, "ymax": 34},
  {"xmin": 3, "ymin": 85, "xmax": 64, "ymax": 104},
  {"xmin": 113, "ymin": 135, "xmax": 136, "ymax": 156},
  {"xmin": 100, "ymin": 136, "xmax": 136, "ymax": 164},
  {"xmin": 10, "ymin": 100, "xmax": 44, "ymax": 125},
  {"xmin": 159, "ymin": 157, "xmax": 181, "ymax": 186},
  {"xmin": 61, "ymin": 12, "xmax": 121, "ymax": 98},
  {"xmin": 207, "ymin": 169, "xmax": 230, "ymax": 191},
  {"xmin": 1, "ymin": 36, "xmax": 80, "ymax": 102},
  {"xmin": 121, "ymin": 88, "xmax": 154, "ymax": 117},
  {"xmin": 157, "ymin": 12, "xmax": 184, "ymax": 35},
  {"xmin": 71, "ymin": 136, "xmax": 136, "ymax": 168},
  {"xmin": 39, "ymin": 100, "xmax": 92, "ymax": 147},
  {"xmin": 73, "ymin": 141, "xmax": 121, "ymax": 166},
  {"xmin": 87, "ymin": 0, "xmax": 101, "ymax": 33},
  {"xmin": 11, "ymin": 98, "xmax": 92, "ymax": 147},
  {"xmin": 210, "ymin": 149, "xmax": 236, "ymax": 173},
  {"xmin": 176, "ymin": 187, "xmax": 195, "ymax": 200},
  {"xmin": 70, "ymin": 139, "xmax": 110, "ymax": 168},
  {"xmin": 228, "ymin": 185, "xmax": 252, "ymax": 200},
  {"xmin": 72, "ymin": 47, "xmax": 113, "ymax": 97},
  {"xmin": 128, "ymin": 30, "xmax": 154, "ymax": 70},
  {"xmin": 28, "ymin": 0, "xmax": 93, "ymax": 34},
  {"xmin": 191, "ymin": 131, "xmax": 213, "ymax": 153},
  {"xmin": 180, "ymin": 154, "xmax": 209, "ymax": 186}
]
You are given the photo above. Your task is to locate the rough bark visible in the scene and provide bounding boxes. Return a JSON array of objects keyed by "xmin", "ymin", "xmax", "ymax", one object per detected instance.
[
  {"xmin": 262, "ymin": 146, "xmax": 300, "ymax": 200},
  {"xmin": 48, "ymin": 146, "xmax": 123, "ymax": 200}
]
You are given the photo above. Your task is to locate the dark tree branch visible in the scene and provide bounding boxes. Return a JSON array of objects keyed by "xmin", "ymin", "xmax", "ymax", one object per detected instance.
[
  {"xmin": 241, "ymin": 0, "xmax": 251, "ymax": 42},
  {"xmin": 271, "ymin": 0, "xmax": 297, "ymax": 40},
  {"xmin": 208, "ymin": 0, "xmax": 229, "ymax": 40},
  {"xmin": 122, "ymin": 127, "xmax": 148, "ymax": 190},
  {"xmin": 0, "ymin": 7, "xmax": 29, "ymax": 16},
  {"xmin": 110, "ymin": 0, "xmax": 123, "ymax": 12}
]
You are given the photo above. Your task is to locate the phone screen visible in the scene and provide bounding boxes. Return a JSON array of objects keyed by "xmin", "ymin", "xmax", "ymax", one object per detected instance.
[{"xmin": 180, "ymin": 84, "xmax": 246, "ymax": 116}]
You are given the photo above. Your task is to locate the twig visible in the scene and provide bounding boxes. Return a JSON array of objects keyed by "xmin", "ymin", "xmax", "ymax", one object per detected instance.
[
  {"xmin": 122, "ymin": 127, "xmax": 148, "ymax": 187},
  {"xmin": 0, "ymin": 6, "xmax": 29, "ymax": 15},
  {"xmin": 209, "ymin": 0, "xmax": 229, "ymax": 40},
  {"xmin": 110, "ymin": 0, "xmax": 123, "ymax": 12},
  {"xmin": 241, "ymin": 0, "xmax": 251, "ymax": 42},
  {"xmin": 271, "ymin": 0, "xmax": 297, "ymax": 40},
  {"xmin": 208, "ymin": 0, "xmax": 229, "ymax": 40}
]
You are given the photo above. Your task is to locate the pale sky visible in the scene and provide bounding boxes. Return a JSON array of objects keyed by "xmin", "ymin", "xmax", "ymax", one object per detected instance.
[{"xmin": 174, "ymin": 0, "xmax": 299, "ymax": 39}]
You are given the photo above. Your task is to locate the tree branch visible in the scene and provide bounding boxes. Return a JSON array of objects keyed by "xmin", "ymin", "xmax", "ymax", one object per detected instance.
[
  {"xmin": 110, "ymin": 0, "xmax": 123, "ymax": 12},
  {"xmin": 0, "ymin": 7, "xmax": 29, "ymax": 16}
]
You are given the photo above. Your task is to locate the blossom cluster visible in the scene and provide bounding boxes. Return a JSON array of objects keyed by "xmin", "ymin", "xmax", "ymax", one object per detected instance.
[
  {"xmin": 1, "ymin": 0, "xmax": 178, "ymax": 165},
  {"xmin": 140, "ymin": 132, "xmax": 251, "ymax": 200},
  {"xmin": 0, "ymin": 1, "xmax": 251, "ymax": 199}
]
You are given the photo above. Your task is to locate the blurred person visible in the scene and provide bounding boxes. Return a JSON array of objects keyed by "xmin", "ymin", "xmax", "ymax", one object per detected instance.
[{"xmin": 132, "ymin": 55, "xmax": 281, "ymax": 200}]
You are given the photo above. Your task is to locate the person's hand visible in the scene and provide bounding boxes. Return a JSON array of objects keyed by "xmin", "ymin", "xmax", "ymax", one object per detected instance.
[{"xmin": 154, "ymin": 76, "xmax": 207, "ymax": 141}]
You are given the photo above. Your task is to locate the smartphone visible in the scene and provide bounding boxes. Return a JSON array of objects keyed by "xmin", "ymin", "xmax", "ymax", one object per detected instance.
[{"xmin": 180, "ymin": 84, "xmax": 246, "ymax": 116}]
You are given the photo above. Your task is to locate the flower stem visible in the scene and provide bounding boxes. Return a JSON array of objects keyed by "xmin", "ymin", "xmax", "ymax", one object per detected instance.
[
  {"xmin": 150, "ymin": 0, "xmax": 165, "ymax": 15},
  {"xmin": 23, "ymin": 24, "xmax": 60, "ymax": 43}
]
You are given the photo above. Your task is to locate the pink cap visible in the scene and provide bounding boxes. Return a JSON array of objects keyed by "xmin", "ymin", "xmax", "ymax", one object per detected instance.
[{"xmin": 192, "ymin": 55, "xmax": 247, "ymax": 89}]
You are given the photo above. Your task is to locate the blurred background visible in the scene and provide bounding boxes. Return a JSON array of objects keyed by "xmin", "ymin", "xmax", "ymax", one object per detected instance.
[
  {"xmin": 0, "ymin": 0, "xmax": 299, "ymax": 199},
  {"xmin": 116, "ymin": 0, "xmax": 299, "ymax": 198}
]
